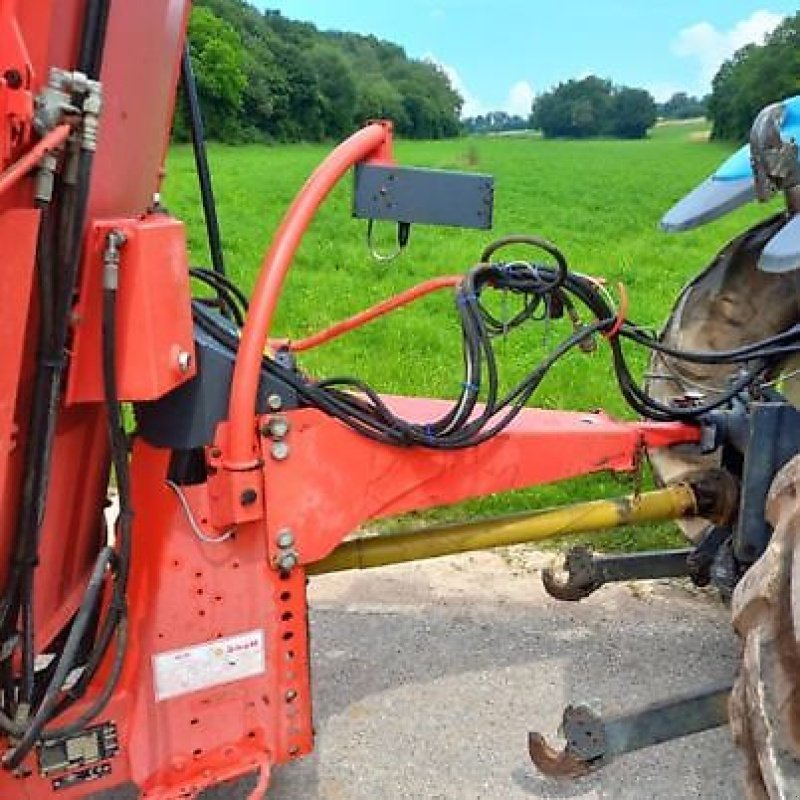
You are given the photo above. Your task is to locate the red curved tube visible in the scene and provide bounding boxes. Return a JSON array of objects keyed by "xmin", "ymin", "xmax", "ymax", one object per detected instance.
[
  {"xmin": 0, "ymin": 124, "xmax": 71, "ymax": 198},
  {"xmin": 226, "ymin": 122, "xmax": 393, "ymax": 467},
  {"xmin": 282, "ymin": 275, "xmax": 462, "ymax": 353}
]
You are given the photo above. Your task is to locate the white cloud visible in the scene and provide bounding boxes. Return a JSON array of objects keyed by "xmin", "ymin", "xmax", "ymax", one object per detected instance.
[
  {"xmin": 424, "ymin": 53, "xmax": 534, "ymax": 119},
  {"xmin": 505, "ymin": 80, "xmax": 535, "ymax": 117},
  {"xmin": 424, "ymin": 53, "xmax": 486, "ymax": 117},
  {"xmin": 672, "ymin": 10, "xmax": 784, "ymax": 92}
]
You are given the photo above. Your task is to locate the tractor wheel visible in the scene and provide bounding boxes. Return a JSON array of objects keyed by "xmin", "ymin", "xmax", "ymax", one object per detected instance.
[
  {"xmin": 646, "ymin": 213, "xmax": 800, "ymax": 542},
  {"xmin": 730, "ymin": 455, "xmax": 800, "ymax": 798},
  {"xmin": 645, "ymin": 215, "xmax": 800, "ymax": 797}
]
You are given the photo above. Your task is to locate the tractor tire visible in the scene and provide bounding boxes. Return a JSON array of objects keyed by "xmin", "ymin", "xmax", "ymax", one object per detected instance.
[
  {"xmin": 730, "ymin": 455, "xmax": 800, "ymax": 798},
  {"xmin": 646, "ymin": 213, "xmax": 800, "ymax": 542},
  {"xmin": 645, "ymin": 216, "xmax": 800, "ymax": 796}
]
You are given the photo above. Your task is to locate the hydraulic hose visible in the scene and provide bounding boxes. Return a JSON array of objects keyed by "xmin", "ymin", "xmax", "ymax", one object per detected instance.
[
  {"xmin": 226, "ymin": 122, "xmax": 393, "ymax": 467},
  {"xmin": 182, "ymin": 43, "xmax": 226, "ymax": 280}
]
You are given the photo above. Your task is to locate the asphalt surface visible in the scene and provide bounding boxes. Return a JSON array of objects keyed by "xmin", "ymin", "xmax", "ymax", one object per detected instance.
[{"xmin": 251, "ymin": 549, "xmax": 741, "ymax": 800}]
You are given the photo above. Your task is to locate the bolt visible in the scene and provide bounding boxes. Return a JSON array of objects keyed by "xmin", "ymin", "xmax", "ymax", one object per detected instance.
[
  {"xmin": 209, "ymin": 447, "xmax": 222, "ymax": 459},
  {"xmin": 277, "ymin": 552, "xmax": 298, "ymax": 572},
  {"xmin": 268, "ymin": 416, "xmax": 290, "ymax": 439},
  {"xmin": 271, "ymin": 441, "xmax": 289, "ymax": 461},
  {"xmin": 240, "ymin": 488, "xmax": 258, "ymax": 506},
  {"xmin": 288, "ymin": 746, "xmax": 300, "ymax": 756},
  {"xmin": 176, "ymin": 350, "xmax": 193, "ymax": 373},
  {"xmin": 285, "ymin": 690, "xmax": 297, "ymax": 702},
  {"xmin": 276, "ymin": 529, "xmax": 295, "ymax": 549},
  {"xmin": 267, "ymin": 394, "xmax": 283, "ymax": 411}
]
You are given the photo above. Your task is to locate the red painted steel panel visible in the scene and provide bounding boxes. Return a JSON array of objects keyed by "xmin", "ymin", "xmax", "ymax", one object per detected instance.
[
  {"xmin": 0, "ymin": 208, "xmax": 38, "ymax": 590},
  {"xmin": 67, "ymin": 215, "xmax": 197, "ymax": 404}
]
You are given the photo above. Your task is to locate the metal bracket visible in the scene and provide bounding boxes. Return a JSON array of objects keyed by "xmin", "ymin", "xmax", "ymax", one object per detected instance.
[
  {"xmin": 528, "ymin": 684, "xmax": 731, "ymax": 778},
  {"xmin": 542, "ymin": 546, "xmax": 694, "ymax": 601},
  {"xmin": 352, "ymin": 163, "xmax": 494, "ymax": 230}
]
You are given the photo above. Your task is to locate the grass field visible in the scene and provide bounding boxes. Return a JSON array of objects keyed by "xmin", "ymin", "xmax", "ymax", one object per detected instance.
[{"xmin": 163, "ymin": 121, "xmax": 770, "ymax": 550}]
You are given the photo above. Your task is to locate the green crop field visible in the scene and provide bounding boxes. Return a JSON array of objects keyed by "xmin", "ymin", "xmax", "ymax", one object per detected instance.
[{"xmin": 163, "ymin": 121, "xmax": 772, "ymax": 551}]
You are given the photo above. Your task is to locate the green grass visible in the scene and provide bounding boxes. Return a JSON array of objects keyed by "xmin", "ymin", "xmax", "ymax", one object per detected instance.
[{"xmin": 162, "ymin": 122, "xmax": 765, "ymax": 551}]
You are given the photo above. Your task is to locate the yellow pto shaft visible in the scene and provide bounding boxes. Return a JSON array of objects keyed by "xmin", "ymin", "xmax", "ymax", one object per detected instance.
[{"xmin": 308, "ymin": 483, "xmax": 699, "ymax": 576}]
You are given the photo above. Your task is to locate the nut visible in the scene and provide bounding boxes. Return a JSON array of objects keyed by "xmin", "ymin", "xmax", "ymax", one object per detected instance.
[
  {"xmin": 276, "ymin": 529, "xmax": 295, "ymax": 549},
  {"xmin": 277, "ymin": 552, "xmax": 298, "ymax": 572},
  {"xmin": 271, "ymin": 441, "xmax": 289, "ymax": 461},
  {"xmin": 267, "ymin": 394, "xmax": 283, "ymax": 411},
  {"xmin": 268, "ymin": 416, "xmax": 291, "ymax": 439}
]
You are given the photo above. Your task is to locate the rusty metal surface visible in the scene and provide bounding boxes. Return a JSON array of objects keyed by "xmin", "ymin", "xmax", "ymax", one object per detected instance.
[{"xmin": 529, "ymin": 685, "xmax": 731, "ymax": 779}]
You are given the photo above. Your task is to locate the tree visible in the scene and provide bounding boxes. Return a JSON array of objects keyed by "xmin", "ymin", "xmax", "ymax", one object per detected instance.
[
  {"xmin": 611, "ymin": 88, "xmax": 657, "ymax": 138},
  {"xmin": 659, "ymin": 92, "xmax": 707, "ymax": 120},
  {"xmin": 532, "ymin": 76, "xmax": 614, "ymax": 138},
  {"xmin": 708, "ymin": 12, "xmax": 800, "ymax": 141},
  {"xmin": 186, "ymin": 0, "xmax": 463, "ymax": 142},
  {"xmin": 185, "ymin": 7, "xmax": 248, "ymax": 142},
  {"xmin": 531, "ymin": 76, "xmax": 655, "ymax": 139}
]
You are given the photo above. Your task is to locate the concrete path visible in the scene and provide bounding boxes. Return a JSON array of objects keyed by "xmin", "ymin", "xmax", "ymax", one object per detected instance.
[{"xmin": 261, "ymin": 549, "xmax": 741, "ymax": 800}]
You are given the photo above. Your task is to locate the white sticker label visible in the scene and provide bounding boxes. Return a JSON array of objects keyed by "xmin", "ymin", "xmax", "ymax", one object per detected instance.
[{"xmin": 152, "ymin": 629, "xmax": 265, "ymax": 702}]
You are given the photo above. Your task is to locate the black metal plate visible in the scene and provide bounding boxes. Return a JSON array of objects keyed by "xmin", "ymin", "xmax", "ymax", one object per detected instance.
[{"xmin": 353, "ymin": 164, "xmax": 494, "ymax": 229}]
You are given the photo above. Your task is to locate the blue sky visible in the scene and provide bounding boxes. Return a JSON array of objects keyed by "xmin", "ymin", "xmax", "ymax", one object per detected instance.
[{"xmin": 253, "ymin": 2, "xmax": 798, "ymax": 117}]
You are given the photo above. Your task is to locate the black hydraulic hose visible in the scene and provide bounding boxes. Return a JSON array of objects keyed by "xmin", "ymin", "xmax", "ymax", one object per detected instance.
[
  {"xmin": 3, "ymin": 202, "xmax": 57, "ymax": 707},
  {"xmin": 480, "ymin": 235, "xmax": 568, "ymax": 289},
  {"xmin": 190, "ymin": 267, "xmax": 248, "ymax": 312},
  {"xmin": 77, "ymin": 0, "xmax": 111, "ymax": 79},
  {"xmin": 0, "ymin": 149, "xmax": 96, "ymax": 725},
  {"xmin": 0, "ymin": 0, "xmax": 110, "ymax": 737},
  {"xmin": 45, "ymin": 277, "xmax": 133, "ymax": 727},
  {"xmin": 3, "ymin": 248, "xmax": 134, "ymax": 761},
  {"xmin": 2, "ymin": 547, "xmax": 114, "ymax": 769},
  {"xmin": 181, "ymin": 43, "xmax": 226, "ymax": 280}
]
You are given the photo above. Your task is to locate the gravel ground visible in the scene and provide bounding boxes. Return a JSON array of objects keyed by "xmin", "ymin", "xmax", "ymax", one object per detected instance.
[{"xmin": 258, "ymin": 549, "xmax": 741, "ymax": 800}]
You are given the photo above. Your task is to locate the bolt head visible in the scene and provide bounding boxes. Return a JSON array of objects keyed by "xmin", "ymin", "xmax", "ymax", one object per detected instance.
[
  {"xmin": 278, "ymin": 552, "xmax": 298, "ymax": 572},
  {"xmin": 267, "ymin": 393, "xmax": 283, "ymax": 411},
  {"xmin": 276, "ymin": 530, "xmax": 295, "ymax": 549},
  {"xmin": 269, "ymin": 417, "xmax": 290, "ymax": 439},
  {"xmin": 271, "ymin": 441, "xmax": 289, "ymax": 461}
]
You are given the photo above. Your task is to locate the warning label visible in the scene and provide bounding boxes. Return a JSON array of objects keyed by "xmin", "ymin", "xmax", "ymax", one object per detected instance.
[{"xmin": 152, "ymin": 629, "xmax": 265, "ymax": 701}]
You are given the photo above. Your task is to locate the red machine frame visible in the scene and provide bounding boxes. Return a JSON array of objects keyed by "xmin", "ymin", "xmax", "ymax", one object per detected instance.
[{"xmin": 0, "ymin": 3, "xmax": 701, "ymax": 798}]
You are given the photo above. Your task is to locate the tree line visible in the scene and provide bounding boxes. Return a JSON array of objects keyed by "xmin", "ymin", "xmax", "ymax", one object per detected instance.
[
  {"xmin": 708, "ymin": 12, "xmax": 800, "ymax": 141},
  {"xmin": 531, "ymin": 77, "xmax": 657, "ymax": 139},
  {"xmin": 183, "ymin": 0, "xmax": 797, "ymax": 145},
  {"xmin": 177, "ymin": 0, "xmax": 462, "ymax": 142},
  {"xmin": 462, "ymin": 92, "xmax": 706, "ymax": 136}
]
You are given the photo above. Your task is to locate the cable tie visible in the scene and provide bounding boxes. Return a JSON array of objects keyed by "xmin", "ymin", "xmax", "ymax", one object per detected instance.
[
  {"xmin": 461, "ymin": 381, "xmax": 479, "ymax": 393},
  {"xmin": 424, "ymin": 424, "xmax": 435, "ymax": 443},
  {"xmin": 604, "ymin": 281, "xmax": 629, "ymax": 339},
  {"xmin": 456, "ymin": 292, "xmax": 478, "ymax": 307}
]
